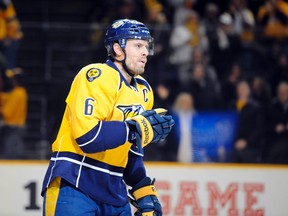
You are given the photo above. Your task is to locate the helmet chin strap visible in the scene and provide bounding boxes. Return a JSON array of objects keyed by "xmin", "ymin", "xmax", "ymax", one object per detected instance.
[
  {"xmin": 114, "ymin": 49, "xmax": 135, "ymax": 77},
  {"xmin": 122, "ymin": 59, "xmax": 135, "ymax": 78}
]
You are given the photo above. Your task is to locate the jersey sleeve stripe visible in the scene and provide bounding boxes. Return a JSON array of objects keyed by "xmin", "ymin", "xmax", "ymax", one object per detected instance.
[
  {"xmin": 76, "ymin": 121, "xmax": 128, "ymax": 153},
  {"xmin": 78, "ymin": 121, "xmax": 102, "ymax": 147},
  {"xmin": 129, "ymin": 147, "xmax": 144, "ymax": 157}
]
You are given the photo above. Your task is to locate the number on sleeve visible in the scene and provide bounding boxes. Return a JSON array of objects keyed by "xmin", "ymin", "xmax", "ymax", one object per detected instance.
[{"xmin": 84, "ymin": 98, "xmax": 95, "ymax": 116}]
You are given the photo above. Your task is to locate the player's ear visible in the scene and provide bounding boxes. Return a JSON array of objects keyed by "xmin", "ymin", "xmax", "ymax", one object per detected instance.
[{"xmin": 113, "ymin": 43, "xmax": 125, "ymax": 61}]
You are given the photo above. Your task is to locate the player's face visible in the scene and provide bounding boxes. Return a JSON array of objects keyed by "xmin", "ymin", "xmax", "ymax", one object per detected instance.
[{"xmin": 124, "ymin": 39, "xmax": 149, "ymax": 75}]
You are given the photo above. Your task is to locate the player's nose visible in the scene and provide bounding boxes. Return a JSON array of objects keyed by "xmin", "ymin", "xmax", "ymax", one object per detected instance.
[{"xmin": 142, "ymin": 46, "xmax": 149, "ymax": 56}]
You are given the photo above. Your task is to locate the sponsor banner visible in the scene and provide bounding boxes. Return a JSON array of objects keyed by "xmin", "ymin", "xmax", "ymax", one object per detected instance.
[
  {"xmin": 0, "ymin": 161, "xmax": 288, "ymax": 216},
  {"xmin": 191, "ymin": 112, "xmax": 237, "ymax": 162}
]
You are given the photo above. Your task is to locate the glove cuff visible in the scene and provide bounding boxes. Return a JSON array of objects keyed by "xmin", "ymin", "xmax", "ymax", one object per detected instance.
[
  {"xmin": 130, "ymin": 177, "xmax": 162, "ymax": 215},
  {"xmin": 130, "ymin": 177, "xmax": 158, "ymax": 199},
  {"xmin": 137, "ymin": 211, "xmax": 154, "ymax": 216},
  {"xmin": 133, "ymin": 185, "xmax": 158, "ymax": 200}
]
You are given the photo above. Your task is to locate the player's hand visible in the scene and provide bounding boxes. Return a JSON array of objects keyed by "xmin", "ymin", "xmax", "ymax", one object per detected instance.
[
  {"xmin": 129, "ymin": 177, "xmax": 162, "ymax": 216},
  {"xmin": 126, "ymin": 108, "xmax": 174, "ymax": 153},
  {"xmin": 127, "ymin": 108, "xmax": 175, "ymax": 146}
]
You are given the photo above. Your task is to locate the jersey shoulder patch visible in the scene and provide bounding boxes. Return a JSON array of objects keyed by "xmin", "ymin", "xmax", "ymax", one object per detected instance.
[{"xmin": 86, "ymin": 68, "xmax": 102, "ymax": 82}]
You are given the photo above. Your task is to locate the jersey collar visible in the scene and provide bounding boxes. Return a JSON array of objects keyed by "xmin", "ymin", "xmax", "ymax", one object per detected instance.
[{"xmin": 106, "ymin": 59, "xmax": 138, "ymax": 90}]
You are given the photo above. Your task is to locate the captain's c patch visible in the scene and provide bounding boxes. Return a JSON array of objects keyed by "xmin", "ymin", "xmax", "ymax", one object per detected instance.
[{"xmin": 86, "ymin": 68, "xmax": 101, "ymax": 82}]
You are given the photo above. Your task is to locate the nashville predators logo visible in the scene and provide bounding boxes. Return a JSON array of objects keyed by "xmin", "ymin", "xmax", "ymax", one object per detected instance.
[
  {"xmin": 112, "ymin": 19, "xmax": 140, "ymax": 29},
  {"xmin": 117, "ymin": 105, "xmax": 144, "ymax": 120},
  {"xmin": 112, "ymin": 20, "xmax": 125, "ymax": 29},
  {"xmin": 86, "ymin": 68, "xmax": 101, "ymax": 82}
]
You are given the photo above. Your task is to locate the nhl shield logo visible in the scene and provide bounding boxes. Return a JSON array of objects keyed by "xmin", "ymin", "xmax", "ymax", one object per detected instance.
[{"xmin": 86, "ymin": 68, "xmax": 101, "ymax": 82}]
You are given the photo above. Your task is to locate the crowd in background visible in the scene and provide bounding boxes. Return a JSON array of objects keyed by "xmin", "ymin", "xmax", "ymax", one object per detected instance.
[
  {"xmin": 0, "ymin": 0, "xmax": 288, "ymax": 164},
  {"xmin": 0, "ymin": 0, "xmax": 27, "ymax": 159}
]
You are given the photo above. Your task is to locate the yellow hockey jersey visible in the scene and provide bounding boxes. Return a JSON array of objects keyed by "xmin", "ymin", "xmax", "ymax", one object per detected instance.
[
  {"xmin": 0, "ymin": 86, "xmax": 27, "ymax": 127},
  {"xmin": 42, "ymin": 60, "xmax": 154, "ymax": 206}
]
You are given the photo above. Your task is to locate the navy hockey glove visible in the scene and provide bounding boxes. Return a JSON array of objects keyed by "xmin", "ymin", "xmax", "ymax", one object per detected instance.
[
  {"xmin": 129, "ymin": 177, "xmax": 162, "ymax": 216},
  {"xmin": 126, "ymin": 108, "xmax": 174, "ymax": 153}
]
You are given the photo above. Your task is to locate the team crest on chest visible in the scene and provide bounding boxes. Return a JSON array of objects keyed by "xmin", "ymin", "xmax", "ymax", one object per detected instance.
[
  {"xmin": 86, "ymin": 68, "xmax": 101, "ymax": 82},
  {"xmin": 117, "ymin": 104, "xmax": 144, "ymax": 120}
]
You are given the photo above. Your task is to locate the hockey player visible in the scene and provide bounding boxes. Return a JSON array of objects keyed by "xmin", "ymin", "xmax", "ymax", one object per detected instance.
[{"xmin": 41, "ymin": 19, "xmax": 174, "ymax": 216}]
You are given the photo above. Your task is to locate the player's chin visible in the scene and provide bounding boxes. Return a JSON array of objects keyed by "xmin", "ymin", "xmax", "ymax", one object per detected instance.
[{"xmin": 133, "ymin": 68, "xmax": 145, "ymax": 76}]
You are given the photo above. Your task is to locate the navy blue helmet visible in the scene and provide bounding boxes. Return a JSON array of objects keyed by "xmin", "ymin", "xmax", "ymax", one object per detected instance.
[{"xmin": 105, "ymin": 19, "xmax": 154, "ymax": 57}]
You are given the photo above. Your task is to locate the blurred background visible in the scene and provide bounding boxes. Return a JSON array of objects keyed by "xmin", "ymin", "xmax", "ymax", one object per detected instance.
[{"xmin": 0, "ymin": 0, "xmax": 288, "ymax": 164}]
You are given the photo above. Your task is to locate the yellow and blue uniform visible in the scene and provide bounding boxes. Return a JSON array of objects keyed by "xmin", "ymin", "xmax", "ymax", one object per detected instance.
[{"xmin": 41, "ymin": 60, "xmax": 154, "ymax": 208}]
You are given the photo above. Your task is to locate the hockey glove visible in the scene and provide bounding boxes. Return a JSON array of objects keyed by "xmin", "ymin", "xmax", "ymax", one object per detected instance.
[
  {"xmin": 129, "ymin": 177, "xmax": 162, "ymax": 216},
  {"xmin": 126, "ymin": 108, "xmax": 174, "ymax": 154}
]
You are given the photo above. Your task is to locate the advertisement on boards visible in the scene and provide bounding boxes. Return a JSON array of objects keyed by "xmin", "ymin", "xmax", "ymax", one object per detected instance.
[{"xmin": 0, "ymin": 162, "xmax": 288, "ymax": 216}]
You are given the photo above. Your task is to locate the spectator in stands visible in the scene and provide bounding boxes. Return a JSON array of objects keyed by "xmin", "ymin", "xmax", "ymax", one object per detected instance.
[
  {"xmin": 0, "ymin": 0, "xmax": 23, "ymax": 70},
  {"xmin": 228, "ymin": 0, "xmax": 257, "ymax": 73},
  {"xmin": 162, "ymin": 92, "xmax": 196, "ymax": 162},
  {"xmin": 220, "ymin": 63, "xmax": 244, "ymax": 109},
  {"xmin": 257, "ymin": 0, "xmax": 288, "ymax": 40},
  {"xmin": 251, "ymin": 76, "xmax": 272, "ymax": 108},
  {"xmin": 177, "ymin": 47, "xmax": 218, "ymax": 88},
  {"xmin": 228, "ymin": 80, "xmax": 265, "ymax": 163},
  {"xmin": 250, "ymin": 77, "xmax": 272, "ymax": 160},
  {"xmin": 270, "ymin": 52, "xmax": 288, "ymax": 96},
  {"xmin": 181, "ymin": 63, "xmax": 221, "ymax": 111},
  {"xmin": 168, "ymin": 10, "xmax": 208, "ymax": 85},
  {"xmin": 0, "ymin": 68, "xmax": 27, "ymax": 159},
  {"xmin": 209, "ymin": 12, "xmax": 242, "ymax": 80},
  {"xmin": 266, "ymin": 82, "xmax": 288, "ymax": 164},
  {"xmin": 169, "ymin": 0, "xmax": 195, "ymax": 26},
  {"xmin": 256, "ymin": 0, "xmax": 288, "ymax": 81},
  {"xmin": 228, "ymin": 0, "xmax": 256, "ymax": 36},
  {"xmin": 170, "ymin": 10, "xmax": 208, "ymax": 64},
  {"xmin": 201, "ymin": 2, "xmax": 219, "ymax": 42},
  {"xmin": 192, "ymin": 47, "xmax": 218, "ymax": 82},
  {"xmin": 144, "ymin": 0, "xmax": 167, "ymax": 24}
]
